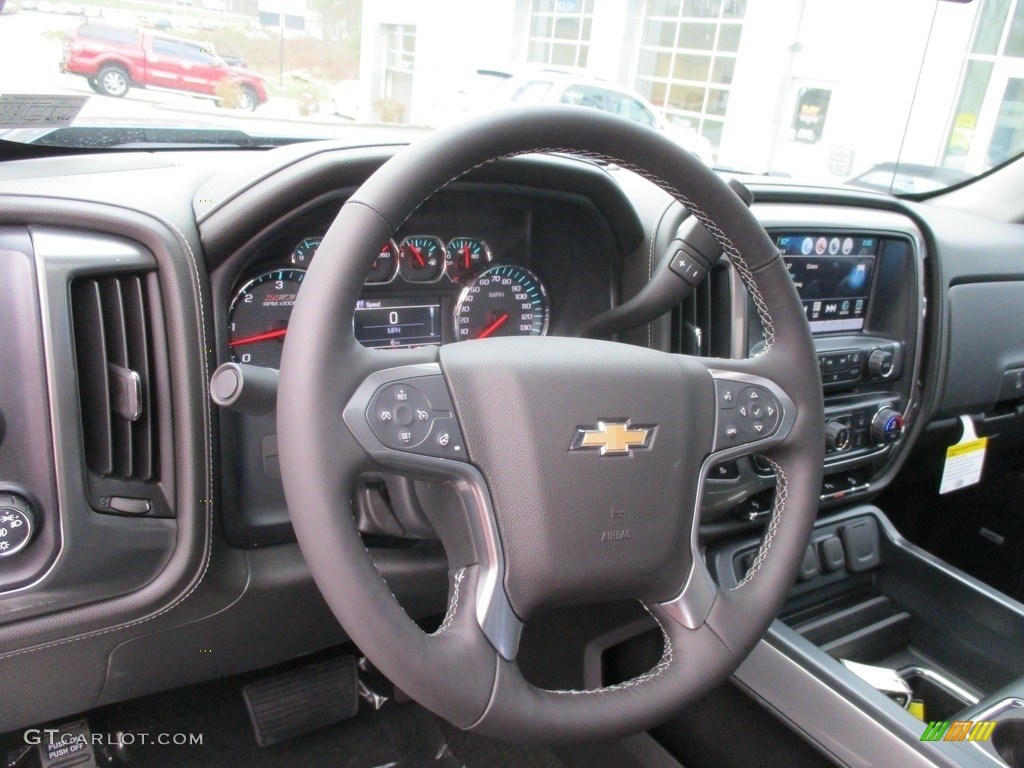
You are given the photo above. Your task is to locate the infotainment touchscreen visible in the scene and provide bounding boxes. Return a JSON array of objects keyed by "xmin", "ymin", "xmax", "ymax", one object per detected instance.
[{"xmin": 775, "ymin": 234, "xmax": 878, "ymax": 333}]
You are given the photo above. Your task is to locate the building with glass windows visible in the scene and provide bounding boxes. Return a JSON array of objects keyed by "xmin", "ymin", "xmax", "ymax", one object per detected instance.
[{"xmin": 358, "ymin": 0, "xmax": 1024, "ymax": 184}]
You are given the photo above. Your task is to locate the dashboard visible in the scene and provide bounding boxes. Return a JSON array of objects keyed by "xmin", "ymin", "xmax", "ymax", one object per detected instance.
[{"xmin": 2, "ymin": 134, "xmax": 1024, "ymax": 755}]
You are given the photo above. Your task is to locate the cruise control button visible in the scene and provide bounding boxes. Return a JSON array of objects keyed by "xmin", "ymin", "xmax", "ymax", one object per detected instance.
[
  {"xmin": 412, "ymin": 375, "xmax": 457, "ymax": 412},
  {"xmin": 367, "ymin": 380, "xmax": 435, "ymax": 449}
]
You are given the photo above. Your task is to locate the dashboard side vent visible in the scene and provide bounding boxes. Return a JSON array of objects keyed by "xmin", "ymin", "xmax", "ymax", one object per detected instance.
[
  {"xmin": 672, "ymin": 263, "xmax": 732, "ymax": 357},
  {"xmin": 70, "ymin": 274, "xmax": 159, "ymax": 482}
]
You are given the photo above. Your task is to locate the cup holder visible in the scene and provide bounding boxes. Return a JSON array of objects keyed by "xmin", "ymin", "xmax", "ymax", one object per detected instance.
[
  {"xmin": 994, "ymin": 721, "xmax": 1024, "ymax": 768},
  {"xmin": 898, "ymin": 666, "xmax": 978, "ymax": 722}
]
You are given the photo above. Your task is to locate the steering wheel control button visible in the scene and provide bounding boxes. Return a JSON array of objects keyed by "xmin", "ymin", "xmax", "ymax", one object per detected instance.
[
  {"xmin": 0, "ymin": 493, "xmax": 36, "ymax": 558},
  {"xmin": 709, "ymin": 461, "xmax": 740, "ymax": 480},
  {"xmin": 365, "ymin": 375, "xmax": 467, "ymax": 461},
  {"xmin": 369, "ymin": 383, "xmax": 432, "ymax": 448},
  {"xmin": 737, "ymin": 386, "xmax": 780, "ymax": 437},
  {"xmin": 718, "ymin": 384, "xmax": 738, "ymax": 410},
  {"xmin": 668, "ymin": 249, "xmax": 707, "ymax": 285},
  {"xmin": 714, "ymin": 380, "xmax": 783, "ymax": 449},
  {"xmin": 412, "ymin": 417, "xmax": 467, "ymax": 461}
]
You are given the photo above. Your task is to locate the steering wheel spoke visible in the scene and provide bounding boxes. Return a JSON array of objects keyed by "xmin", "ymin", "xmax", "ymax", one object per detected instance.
[{"xmin": 343, "ymin": 359, "xmax": 524, "ymax": 661}]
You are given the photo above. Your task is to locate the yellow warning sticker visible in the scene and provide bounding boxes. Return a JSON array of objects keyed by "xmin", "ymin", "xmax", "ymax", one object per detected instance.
[
  {"xmin": 946, "ymin": 438, "xmax": 987, "ymax": 459},
  {"xmin": 939, "ymin": 416, "xmax": 986, "ymax": 495}
]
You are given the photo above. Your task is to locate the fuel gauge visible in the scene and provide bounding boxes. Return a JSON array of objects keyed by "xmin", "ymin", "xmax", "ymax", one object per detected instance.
[
  {"xmin": 446, "ymin": 237, "xmax": 492, "ymax": 282},
  {"xmin": 399, "ymin": 235, "xmax": 446, "ymax": 283},
  {"xmin": 367, "ymin": 240, "xmax": 400, "ymax": 284}
]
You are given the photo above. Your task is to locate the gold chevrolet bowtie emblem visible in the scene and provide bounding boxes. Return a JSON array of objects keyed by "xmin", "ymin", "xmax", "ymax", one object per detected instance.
[{"xmin": 570, "ymin": 420, "xmax": 655, "ymax": 456}]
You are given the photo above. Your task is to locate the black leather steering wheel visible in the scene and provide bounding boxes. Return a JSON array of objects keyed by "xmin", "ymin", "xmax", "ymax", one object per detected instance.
[{"xmin": 277, "ymin": 105, "xmax": 824, "ymax": 742}]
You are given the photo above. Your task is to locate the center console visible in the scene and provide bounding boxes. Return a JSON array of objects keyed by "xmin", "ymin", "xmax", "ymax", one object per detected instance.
[
  {"xmin": 712, "ymin": 504, "xmax": 1024, "ymax": 768},
  {"xmin": 701, "ymin": 206, "xmax": 1024, "ymax": 766},
  {"xmin": 703, "ymin": 206, "xmax": 924, "ymax": 525}
]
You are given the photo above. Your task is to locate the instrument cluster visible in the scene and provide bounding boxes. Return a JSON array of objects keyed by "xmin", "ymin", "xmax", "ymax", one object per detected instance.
[{"xmin": 227, "ymin": 233, "xmax": 551, "ymax": 368}]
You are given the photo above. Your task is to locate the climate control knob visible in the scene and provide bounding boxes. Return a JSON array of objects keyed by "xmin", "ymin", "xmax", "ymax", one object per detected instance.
[
  {"xmin": 824, "ymin": 420, "xmax": 851, "ymax": 452},
  {"xmin": 871, "ymin": 408, "xmax": 904, "ymax": 446},
  {"xmin": 0, "ymin": 493, "xmax": 35, "ymax": 558}
]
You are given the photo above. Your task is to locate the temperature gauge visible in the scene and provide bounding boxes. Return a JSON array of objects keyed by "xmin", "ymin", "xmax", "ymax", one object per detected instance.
[{"xmin": 290, "ymin": 237, "xmax": 320, "ymax": 267}]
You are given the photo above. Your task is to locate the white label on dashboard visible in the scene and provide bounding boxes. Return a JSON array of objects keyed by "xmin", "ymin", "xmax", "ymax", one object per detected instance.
[
  {"xmin": 939, "ymin": 415, "xmax": 987, "ymax": 494},
  {"xmin": 0, "ymin": 94, "xmax": 87, "ymax": 127}
]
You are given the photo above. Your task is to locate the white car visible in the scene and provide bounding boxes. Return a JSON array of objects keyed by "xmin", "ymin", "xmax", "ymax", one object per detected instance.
[{"xmin": 489, "ymin": 70, "xmax": 715, "ymax": 165}]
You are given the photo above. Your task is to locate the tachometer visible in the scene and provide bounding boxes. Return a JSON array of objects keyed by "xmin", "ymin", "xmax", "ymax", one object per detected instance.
[
  {"xmin": 453, "ymin": 264, "xmax": 549, "ymax": 341},
  {"xmin": 228, "ymin": 269, "xmax": 304, "ymax": 367},
  {"xmin": 368, "ymin": 240, "xmax": 400, "ymax": 284}
]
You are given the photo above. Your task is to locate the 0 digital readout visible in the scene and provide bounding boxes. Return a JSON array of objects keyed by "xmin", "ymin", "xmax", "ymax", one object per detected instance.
[{"xmin": 354, "ymin": 299, "xmax": 442, "ymax": 348}]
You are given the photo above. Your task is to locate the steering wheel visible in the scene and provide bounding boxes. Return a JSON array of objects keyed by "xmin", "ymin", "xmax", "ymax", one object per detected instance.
[{"xmin": 277, "ymin": 105, "xmax": 824, "ymax": 742}]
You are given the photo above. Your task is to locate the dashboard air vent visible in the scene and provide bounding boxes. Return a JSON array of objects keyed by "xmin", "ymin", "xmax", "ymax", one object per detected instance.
[
  {"xmin": 672, "ymin": 263, "xmax": 732, "ymax": 357},
  {"xmin": 70, "ymin": 274, "xmax": 159, "ymax": 482}
]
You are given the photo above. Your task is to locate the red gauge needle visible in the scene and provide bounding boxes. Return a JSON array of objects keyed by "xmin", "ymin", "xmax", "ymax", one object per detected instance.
[
  {"xmin": 476, "ymin": 313, "xmax": 509, "ymax": 339},
  {"xmin": 230, "ymin": 328, "xmax": 287, "ymax": 346},
  {"xmin": 408, "ymin": 244, "xmax": 426, "ymax": 267},
  {"xmin": 462, "ymin": 244, "xmax": 471, "ymax": 271}
]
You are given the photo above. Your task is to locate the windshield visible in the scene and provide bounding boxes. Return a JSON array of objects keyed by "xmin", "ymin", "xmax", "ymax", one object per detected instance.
[{"xmin": 0, "ymin": 0, "xmax": 1019, "ymax": 195}]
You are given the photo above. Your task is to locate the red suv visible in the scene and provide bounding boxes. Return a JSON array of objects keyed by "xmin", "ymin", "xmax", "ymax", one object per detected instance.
[{"xmin": 61, "ymin": 22, "xmax": 268, "ymax": 111}]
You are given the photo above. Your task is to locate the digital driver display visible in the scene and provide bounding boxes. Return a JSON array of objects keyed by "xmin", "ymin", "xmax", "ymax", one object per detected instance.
[
  {"xmin": 776, "ymin": 234, "xmax": 878, "ymax": 333},
  {"xmin": 354, "ymin": 298, "xmax": 442, "ymax": 348}
]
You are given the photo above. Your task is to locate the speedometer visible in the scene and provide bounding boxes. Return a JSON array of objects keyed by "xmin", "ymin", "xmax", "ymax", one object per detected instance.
[{"xmin": 453, "ymin": 265, "xmax": 549, "ymax": 341}]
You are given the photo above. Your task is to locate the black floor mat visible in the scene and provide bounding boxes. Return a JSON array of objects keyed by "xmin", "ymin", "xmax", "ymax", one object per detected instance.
[{"xmin": 1, "ymin": 654, "xmax": 576, "ymax": 768}]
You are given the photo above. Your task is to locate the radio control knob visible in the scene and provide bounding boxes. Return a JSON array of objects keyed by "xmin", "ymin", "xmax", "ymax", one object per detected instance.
[
  {"xmin": 0, "ymin": 493, "xmax": 35, "ymax": 558},
  {"xmin": 871, "ymin": 408, "xmax": 904, "ymax": 446},
  {"xmin": 824, "ymin": 420, "xmax": 851, "ymax": 452},
  {"xmin": 868, "ymin": 348, "xmax": 895, "ymax": 378}
]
